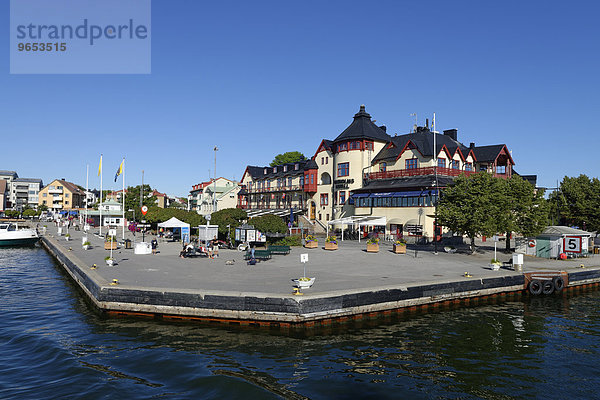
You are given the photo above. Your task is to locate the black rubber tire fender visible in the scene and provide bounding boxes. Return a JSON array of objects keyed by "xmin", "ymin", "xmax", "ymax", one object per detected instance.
[
  {"xmin": 553, "ymin": 276, "xmax": 565, "ymax": 293},
  {"xmin": 542, "ymin": 280, "xmax": 554, "ymax": 295},
  {"xmin": 529, "ymin": 279, "xmax": 543, "ymax": 295}
]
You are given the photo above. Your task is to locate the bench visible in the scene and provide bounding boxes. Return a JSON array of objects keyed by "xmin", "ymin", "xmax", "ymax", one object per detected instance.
[
  {"xmin": 268, "ymin": 245, "xmax": 291, "ymax": 255},
  {"xmin": 244, "ymin": 249, "xmax": 272, "ymax": 260}
]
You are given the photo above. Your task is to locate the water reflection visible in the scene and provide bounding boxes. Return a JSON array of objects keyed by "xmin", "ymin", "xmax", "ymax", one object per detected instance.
[{"xmin": 2, "ymin": 246, "xmax": 600, "ymax": 399}]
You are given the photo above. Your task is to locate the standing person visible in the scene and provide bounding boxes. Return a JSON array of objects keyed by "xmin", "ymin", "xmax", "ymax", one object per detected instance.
[
  {"xmin": 211, "ymin": 236, "xmax": 219, "ymax": 258},
  {"xmin": 151, "ymin": 237, "xmax": 158, "ymax": 255},
  {"xmin": 207, "ymin": 239, "xmax": 214, "ymax": 259}
]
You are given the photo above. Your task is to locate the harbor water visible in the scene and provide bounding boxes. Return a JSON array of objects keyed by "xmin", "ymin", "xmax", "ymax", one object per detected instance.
[{"xmin": 1, "ymin": 246, "xmax": 599, "ymax": 399}]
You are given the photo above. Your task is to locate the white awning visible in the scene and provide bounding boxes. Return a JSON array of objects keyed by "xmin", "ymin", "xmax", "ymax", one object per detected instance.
[
  {"xmin": 327, "ymin": 216, "xmax": 387, "ymax": 226},
  {"xmin": 326, "ymin": 216, "xmax": 386, "ymax": 242}
]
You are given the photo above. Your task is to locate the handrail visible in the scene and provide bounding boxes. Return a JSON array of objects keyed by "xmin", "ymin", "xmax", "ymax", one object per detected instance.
[{"xmin": 364, "ymin": 167, "xmax": 508, "ymax": 180}]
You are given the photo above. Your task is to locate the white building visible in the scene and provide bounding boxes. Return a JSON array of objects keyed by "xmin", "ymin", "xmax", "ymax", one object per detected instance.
[{"xmin": 189, "ymin": 177, "xmax": 241, "ymax": 216}]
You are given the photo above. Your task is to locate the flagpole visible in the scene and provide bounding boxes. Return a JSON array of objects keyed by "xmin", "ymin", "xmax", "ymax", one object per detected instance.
[
  {"xmin": 85, "ymin": 164, "xmax": 89, "ymax": 231},
  {"xmin": 122, "ymin": 157, "xmax": 125, "ymax": 241},
  {"xmin": 99, "ymin": 154, "xmax": 103, "ymax": 237}
]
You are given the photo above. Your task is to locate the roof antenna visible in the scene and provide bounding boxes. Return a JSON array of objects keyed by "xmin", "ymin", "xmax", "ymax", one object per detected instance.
[{"xmin": 410, "ymin": 113, "xmax": 417, "ymax": 132}]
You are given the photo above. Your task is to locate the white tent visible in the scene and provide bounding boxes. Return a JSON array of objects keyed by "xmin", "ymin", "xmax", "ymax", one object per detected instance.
[
  {"xmin": 157, "ymin": 217, "xmax": 191, "ymax": 242},
  {"xmin": 327, "ymin": 216, "xmax": 387, "ymax": 242},
  {"xmin": 157, "ymin": 217, "xmax": 190, "ymax": 229}
]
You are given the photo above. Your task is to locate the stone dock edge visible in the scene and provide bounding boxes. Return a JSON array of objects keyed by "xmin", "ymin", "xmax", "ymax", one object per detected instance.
[{"xmin": 41, "ymin": 236, "xmax": 600, "ymax": 327}]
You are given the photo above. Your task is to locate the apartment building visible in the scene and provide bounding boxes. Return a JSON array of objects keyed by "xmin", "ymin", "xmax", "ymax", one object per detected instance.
[
  {"xmin": 238, "ymin": 105, "xmax": 524, "ymax": 240},
  {"xmin": 189, "ymin": 178, "xmax": 241, "ymax": 216},
  {"xmin": 38, "ymin": 179, "xmax": 85, "ymax": 212}
]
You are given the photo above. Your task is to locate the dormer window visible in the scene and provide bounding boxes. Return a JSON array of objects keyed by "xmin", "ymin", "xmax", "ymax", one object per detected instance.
[
  {"xmin": 264, "ymin": 168, "xmax": 267, "ymax": 175},
  {"xmin": 283, "ymin": 165, "xmax": 287, "ymax": 172},
  {"xmin": 295, "ymin": 163, "xmax": 299, "ymax": 170},
  {"xmin": 274, "ymin": 167, "xmax": 277, "ymax": 173}
]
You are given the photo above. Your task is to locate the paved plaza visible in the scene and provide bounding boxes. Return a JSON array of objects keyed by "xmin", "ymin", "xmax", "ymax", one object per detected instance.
[{"xmin": 43, "ymin": 226, "xmax": 600, "ymax": 297}]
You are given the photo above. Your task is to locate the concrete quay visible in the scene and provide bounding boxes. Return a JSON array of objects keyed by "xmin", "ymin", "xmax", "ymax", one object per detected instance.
[{"xmin": 39, "ymin": 226, "xmax": 600, "ymax": 328}]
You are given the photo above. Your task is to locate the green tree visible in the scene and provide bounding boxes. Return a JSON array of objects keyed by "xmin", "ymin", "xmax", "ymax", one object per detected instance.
[
  {"xmin": 143, "ymin": 206, "xmax": 206, "ymax": 228},
  {"xmin": 38, "ymin": 204, "xmax": 48, "ymax": 212},
  {"xmin": 548, "ymin": 175, "xmax": 600, "ymax": 231},
  {"xmin": 270, "ymin": 151, "xmax": 306, "ymax": 167},
  {"xmin": 124, "ymin": 184, "xmax": 157, "ymax": 220},
  {"xmin": 22, "ymin": 209, "xmax": 37, "ymax": 218},
  {"xmin": 4, "ymin": 210, "xmax": 19, "ymax": 218},
  {"xmin": 211, "ymin": 208, "xmax": 247, "ymax": 239},
  {"xmin": 437, "ymin": 173, "xmax": 506, "ymax": 251},
  {"xmin": 502, "ymin": 176, "xmax": 548, "ymax": 251},
  {"xmin": 249, "ymin": 214, "xmax": 288, "ymax": 235}
]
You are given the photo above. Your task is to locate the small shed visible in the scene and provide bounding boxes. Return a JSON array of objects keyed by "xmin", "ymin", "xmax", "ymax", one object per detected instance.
[{"xmin": 535, "ymin": 226, "xmax": 592, "ymax": 258}]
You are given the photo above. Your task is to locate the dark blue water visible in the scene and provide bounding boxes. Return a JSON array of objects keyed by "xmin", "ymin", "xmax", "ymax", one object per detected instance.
[{"xmin": 2, "ymin": 246, "xmax": 600, "ymax": 399}]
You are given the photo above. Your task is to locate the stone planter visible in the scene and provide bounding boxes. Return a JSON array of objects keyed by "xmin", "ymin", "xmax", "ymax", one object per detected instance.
[
  {"xmin": 393, "ymin": 244, "xmax": 406, "ymax": 254},
  {"xmin": 489, "ymin": 263, "xmax": 501, "ymax": 271},
  {"xmin": 366, "ymin": 243, "xmax": 379, "ymax": 253},
  {"xmin": 83, "ymin": 245, "xmax": 90, "ymax": 250},
  {"xmin": 304, "ymin": 241, "xmax": 318, "ymax": 249},
  {"xmin": 324, "ymin": 242, "xmax": 338, "ymax": 251},
  {"xmin": 105, "ymin": 258, "xmax": 115, "ymax": 267},
  {"xmin": 104, "ymin": 242, "xmax": 118, "ymax": 250}
]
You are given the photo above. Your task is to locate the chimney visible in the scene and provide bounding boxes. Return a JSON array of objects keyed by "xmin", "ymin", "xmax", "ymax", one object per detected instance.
[
  {"xmin": 443, "ymin": 129, "xmax": 457, "ymax": 141},
  {"xmin": 469, "ymin": 142, "xmax": 475, "ymax": 148},
  {"xmin": 379, "ymin": 125, "xmax": 387, "ymax": 132},
  {"xmin": 426, "ymin": 118, "xmax": 429, "ymax": 128}
]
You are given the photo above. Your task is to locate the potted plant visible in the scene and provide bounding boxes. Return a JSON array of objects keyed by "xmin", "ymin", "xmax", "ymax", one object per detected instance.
[
  {"xmin": 105, "ymin": 256, "xmax": 115, "ymax": 266},
  {"xmin": 489, "ymin": 258, "xmax": 502, "ymax": 270},
  {"xmin": 304, "ymin": 234, "xmax": 318, "ymax": 249},
  {"xmin": 65, "ymin": 233, "xmax": 71, "ymax": 241},
  {"xmin": 366, "ymin": 237, "xmax": 380, "ymax": 253},
  {"xmin": 393, "ymin": 239, "xmax": 406, "ymax": 254},
  {"xmin": 325, "ymin": 235, "xmax": 338, "ymax": 250},
  {"xmin": 104, "ymin": 236, "xmax": 118, "ymax": 250},
  {"xmin": 82, "ymin": 240, "xmax": 91, "ymax": 250},
  {"xmin": 291, "ymin": 276, "xmax": 316, "ymax": 288}
]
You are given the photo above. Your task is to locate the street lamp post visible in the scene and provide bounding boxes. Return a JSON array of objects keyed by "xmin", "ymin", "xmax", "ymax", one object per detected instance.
[
  {"xmin": 128, "ymin": 208, "xmax": 135, "ymax": 245},
  {"xmin": 213, "ymin": 146, "xmax": 218, "ymax": 214}
]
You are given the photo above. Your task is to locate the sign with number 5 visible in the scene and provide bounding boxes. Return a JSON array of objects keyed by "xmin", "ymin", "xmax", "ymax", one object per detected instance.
[{"xmin": 563, "ymin": 236, "xmax": 581, "ymax": 253}]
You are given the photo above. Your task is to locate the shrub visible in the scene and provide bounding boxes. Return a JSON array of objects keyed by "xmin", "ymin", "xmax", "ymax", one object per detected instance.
[
  {"xmin": 305, "ymin": 234, "xmax": 316, "ymax": 242},
  {"xmin": 274, "ymin": 235, "xmax": 303, "ymax": 247},
  {"xmin": 326, "ymin": 235, "xmax": 337, "ymax": 244}
]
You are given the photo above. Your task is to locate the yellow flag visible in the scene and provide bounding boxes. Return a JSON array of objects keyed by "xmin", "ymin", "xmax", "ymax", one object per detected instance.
[
  {"xmin": 114, "ymin": 160, "xmax": 123, "ymax": 182},
  {"xmin": 98, "ymin": 155, "xmax": 102, "ymax": 177}
]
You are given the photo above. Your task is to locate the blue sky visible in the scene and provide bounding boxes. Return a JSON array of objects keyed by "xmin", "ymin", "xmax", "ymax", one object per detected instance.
[{"xmin": 2, "ymin": 0, "xmax": 599, "ymax": 196}]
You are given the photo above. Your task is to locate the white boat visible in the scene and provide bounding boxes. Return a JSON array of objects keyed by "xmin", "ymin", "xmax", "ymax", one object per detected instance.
[
  {"xmin": 291, "ymin": 277, "xmax": 316, "ymax": 289},
  {"xmin": 0, "ymin": 223, "xmax": 39, "ymax": 247}
]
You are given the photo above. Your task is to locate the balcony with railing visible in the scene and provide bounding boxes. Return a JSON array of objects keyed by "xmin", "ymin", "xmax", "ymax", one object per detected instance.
[
  {"xmin": 364, "ymin": 167, "xmax": 508, "ymax": 181},
  {"xmin": 246, "ymin": 185, "xmax": 305, "ymax": 194}
]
